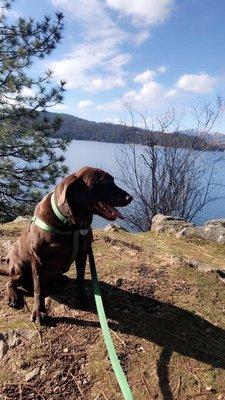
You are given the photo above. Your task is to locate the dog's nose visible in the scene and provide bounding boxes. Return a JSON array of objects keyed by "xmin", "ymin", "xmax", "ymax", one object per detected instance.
[{"xmin": 125, "ymin": 194, "xmax": 133, "ymax": 204}]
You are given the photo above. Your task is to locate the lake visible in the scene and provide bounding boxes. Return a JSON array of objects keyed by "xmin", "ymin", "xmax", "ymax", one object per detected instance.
[{"xmin": 63, "ymin": 140, "xmax": 225, "ymax": 229}]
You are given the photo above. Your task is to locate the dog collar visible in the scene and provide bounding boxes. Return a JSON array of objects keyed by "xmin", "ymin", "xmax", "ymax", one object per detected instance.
[
  {"xmin": 51, "ymin": 192, "xmax": 69, "ymax": 224},
  {"xmin": 31, "ymin": 191, "xmax": 89, "ymax": 236},
  {"xmin": 51, "ymin": 191, "xmax": 89, "ymax": 235}
]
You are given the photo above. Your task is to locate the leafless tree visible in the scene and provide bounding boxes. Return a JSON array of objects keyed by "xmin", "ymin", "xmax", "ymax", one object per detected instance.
[{"xmin": 117, "ymin": 98, "xmax": 224, "ymax": 231}]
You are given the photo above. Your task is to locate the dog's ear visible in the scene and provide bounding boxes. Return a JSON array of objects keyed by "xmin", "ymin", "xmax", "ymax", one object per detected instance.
[
  {"xmin": 57, "ymin": 174, "xmax": 87, "ymax": 222},
  {"xmin": 57, "ymin": 174, "xmax": 79, "ymax": 207}
]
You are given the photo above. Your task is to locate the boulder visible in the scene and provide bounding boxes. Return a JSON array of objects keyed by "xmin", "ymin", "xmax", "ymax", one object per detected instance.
[
  {"xmin": 168, "ymin": 255, "xmax": 220, "ymax": 273},
  {"xmin": 104, "ymin": 223, "xmax": 128, "ymax": 232},
  {"xmin": 0, "ymin": 329, "xmax": 37, "ymax": 359},
  {"xmin": 151, "ymin": 214, "xmax": 194, "ymax": 235},
  {"xmin": 175, "ymin": 226, "xmax": 198, "ymax": 239},
  {"xmin": 197, "ymin": 219, "xmax": 225, "ymax": 243}
]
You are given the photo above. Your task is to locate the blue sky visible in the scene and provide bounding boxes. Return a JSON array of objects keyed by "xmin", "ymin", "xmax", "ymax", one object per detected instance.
[{"xmin": 8, "ymin": 0, "xmax": 225, "ymax": 129}]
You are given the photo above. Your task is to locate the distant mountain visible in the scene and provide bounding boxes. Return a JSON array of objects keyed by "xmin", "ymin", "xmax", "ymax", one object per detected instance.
[
  {"xmin": 45, "ymin": 111, "xmax": 225, "ymax": 151},
  {"xmin": 181, "ymin": 129, "xmax": 225, "ymax": 145}
]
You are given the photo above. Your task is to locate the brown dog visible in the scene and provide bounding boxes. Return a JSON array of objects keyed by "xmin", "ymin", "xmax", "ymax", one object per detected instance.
[{"xmin": 1, "ymin": 167, "xmax": 132, "ymax": 323}]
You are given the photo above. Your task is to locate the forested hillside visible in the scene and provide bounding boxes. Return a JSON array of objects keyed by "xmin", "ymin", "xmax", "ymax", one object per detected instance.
[{"xmin": 46, "ymin": 111, "xmax": 225, "ymax": 151}]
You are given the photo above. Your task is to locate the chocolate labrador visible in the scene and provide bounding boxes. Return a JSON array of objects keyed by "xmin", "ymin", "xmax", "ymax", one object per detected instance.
[{"xmin": 1, "ymin": 167, "xmax": 132, "ymax": 323}]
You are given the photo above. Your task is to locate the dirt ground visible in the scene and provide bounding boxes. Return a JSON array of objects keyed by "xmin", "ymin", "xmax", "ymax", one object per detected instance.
[{"xmin": 1, "ymin": 220, "xmax": 225, "ymax": 400}]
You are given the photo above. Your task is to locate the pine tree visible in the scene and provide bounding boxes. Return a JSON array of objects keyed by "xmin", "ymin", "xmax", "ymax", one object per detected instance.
[{"xmin": 0, "ymin": 0, "xmax": 69, "ymax": 221}]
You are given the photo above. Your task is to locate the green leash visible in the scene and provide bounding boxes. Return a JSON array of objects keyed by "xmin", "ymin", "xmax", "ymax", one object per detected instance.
[
  {"xmin": 32, "ymin": 192, "xmax": 134, "ymax": 400},
  {"xmin": 89, "ymin": 247, "xmax": 134, "ymax": 400}
]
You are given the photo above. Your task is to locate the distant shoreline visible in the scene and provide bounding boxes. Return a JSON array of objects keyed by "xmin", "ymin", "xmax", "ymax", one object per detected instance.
[{"xmin": 46, "ymin": 111, "xmax": 225, "ymax": 152}]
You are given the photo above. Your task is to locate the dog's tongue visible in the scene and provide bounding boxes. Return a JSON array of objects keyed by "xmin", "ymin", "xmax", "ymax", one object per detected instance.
[
  {"xmin": 114, "ymin": 208, "xmax": 124, "ymax": 220},
  {"xmin": 107, "ymin": 204, "xmax": 124, "ymax": 220}
]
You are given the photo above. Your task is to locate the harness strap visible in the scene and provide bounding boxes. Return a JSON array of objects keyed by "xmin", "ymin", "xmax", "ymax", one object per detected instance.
[
  {"xmin": 89, "ymin": 247, "xmax": 134, "ymax": 400},
  {"xmin": 31, "ymin": 193, "xmax": 89, "ymax": 264},
  {"xmin": 31, "ymin": 216, "xmax": 73, "ymax": 235},
  {"xmin": 51, "ymin": 192, "xmax": 69, "ymax": 224},
  {"xmin": 31, "ymin": 192, "xmax": 133, "ymax": 398}
]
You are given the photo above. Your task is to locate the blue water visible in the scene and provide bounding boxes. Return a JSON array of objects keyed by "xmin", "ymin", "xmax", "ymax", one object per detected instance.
[{"xmin": 63, "ymin": 140, "xmax": 225, "ymax": 229}]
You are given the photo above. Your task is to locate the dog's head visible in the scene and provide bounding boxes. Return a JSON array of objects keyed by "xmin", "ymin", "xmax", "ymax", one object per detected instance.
[{"xmin": 56, "ymin": 167, "xmax": 133, "ymax": 225}]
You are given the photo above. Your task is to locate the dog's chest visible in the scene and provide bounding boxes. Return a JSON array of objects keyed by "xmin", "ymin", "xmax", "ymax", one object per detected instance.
[
  {"xmin": 37, "ymin": 233, "xmax": 84, "ymax": 273},
  {"xmin": 51, "ymin": 233, "xmax": 79, "ymax": 265}
]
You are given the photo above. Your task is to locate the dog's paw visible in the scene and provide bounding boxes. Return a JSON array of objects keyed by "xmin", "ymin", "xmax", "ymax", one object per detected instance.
[
  {"xmin": 30, "ymin": 308, "xmax": 47, "ymax": 325},
  {"xmin": 7, "ymin": 293, "xmax": 19, "ymax": 308}
]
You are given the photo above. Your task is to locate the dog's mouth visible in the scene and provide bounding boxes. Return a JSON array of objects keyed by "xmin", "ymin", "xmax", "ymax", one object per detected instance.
[{"xmin": 93, "ymin": 201, "xmax": 124, "ymax": 221}]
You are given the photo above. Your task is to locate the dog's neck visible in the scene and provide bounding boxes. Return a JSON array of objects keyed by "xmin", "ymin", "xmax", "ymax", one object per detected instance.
[
  {"xmin": 54, "ymin": 191, "xmax": 93, "ymax": 229},
  {"xmin": 35, "ymin": 192, "xmax": 92, "ymax": 231}
]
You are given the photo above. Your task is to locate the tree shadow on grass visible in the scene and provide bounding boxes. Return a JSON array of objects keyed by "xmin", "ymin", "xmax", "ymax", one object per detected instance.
[{"xmin": 48, "ymin": 278, "xmax": 225, "ymax": 400}]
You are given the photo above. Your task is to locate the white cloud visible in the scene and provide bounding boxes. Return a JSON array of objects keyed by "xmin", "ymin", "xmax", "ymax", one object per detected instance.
[
  {"xmin": 140, "ymin": 81, "xmax": 162, "ymax": 98},
  {"xmin": 98, "ymin": 78, "xmax": 163, "ymax": 112},
  {"xmin": 91, "ymin": 76, "xmax": 125, "ymax": 90},
  {"xmin": 124, "ymin": 80, "xmax": 162, "ymax": 103},
  {"xmin": 91, "ymin": 79, "xmax": 104, "ymax": 89},
  {"xmin": 48, "ymin": 40, "xmax": 130, "ymax": 91},
  {"xmin": 78, "ymin": 100, "xmax": 94, "ymax": 109},
  {"xmin": 49, "ymin": 0, "xmax": 131, "ymax": 92},
  {"xmin": 134, "ymin": 30, "xmax": 151, "ymax": 45},
  {"xmin": 164, "ymin": 88, "xmax": 178, "ymax": 98},
  {"xmin": 98, "ymin": 64, "xmax": 168, "ymax": 111},
  {"xmin": 134, "ymin": 66, "xmax": 167, "ymax": 84},
  {"xmin": 177, "ymin": 73, "xmax": 217, "ymax": 94},
  {"xmin": 158, "ymin": 65, "xmax": 167, "ymax": 74},
  {"xmin": 106, "ymin": 0, "xmax": 175, "ymax": 26},
  {"xmin": 51, "ymin": 0, "xmax": 126, "ymax": 41},
  {"xmin": 50, "ymin": 103, "xmax": 68, "ymax": 112},
  {"xmin": 96, "ymin": 69, "xmax": 220, "ymax": 117},
  {"xmin": 104, "ymin": 117, "xmax": 121, "ymax": 124},
  {"xmin": 134, "ymin": 69, "xmax": 156, "ymax": 84},
  {"xmin": 21, "ymin": 87, "xmax": 34, "ymax": 97},
  {"xmin": 49, "ymin": 1, "xmax": 176, "ymax": 94}
]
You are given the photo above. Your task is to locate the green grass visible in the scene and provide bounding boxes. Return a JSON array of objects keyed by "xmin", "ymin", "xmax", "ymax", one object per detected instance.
[{"xmin": 1, "ymin": 222, "xmax": 225, "ymax": 399}]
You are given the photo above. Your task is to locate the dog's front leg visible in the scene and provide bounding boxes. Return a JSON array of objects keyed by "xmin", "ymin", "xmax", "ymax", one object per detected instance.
[
  {"xmin": 75, "ymin": 230, "xmax": 92, "ymax": 303},
  {"xmin": 31, "ymin": 257, "xmax": 46, "ymax": 324}
]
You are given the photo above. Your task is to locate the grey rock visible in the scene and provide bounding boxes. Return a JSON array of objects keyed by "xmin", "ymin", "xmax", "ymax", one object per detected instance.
[
  {"xmin": 16, "ymin": 329, "xmax": 37, "ymax": 341},
  {"xmin": 25, "ymin": 367, "xmax": 40, "ymax": 382},
  {"xmin": 0, "ymin": 339, "xmax": 8, "ymax": 359},
  {"xmin": 104, "ymin": 223, "xmax": 128, "ymax": 232},
  {"xmin": 0, "ymin": 329, "xmax": 36, "ymax": 359},
  {"xmin": 169, "ymin": 255, "xmax": 220, "ymax": 273},
  {"xmin": 151, "ymin": 214, "xmax": 225, "ymax": 243},
  {"xmin": 4, "ymin": 330, "xmax": 22, "ymax": 348},
  {"xmin": 151, "ymin": 214, "xmax": 194, "ymax": 235},
  {"xmin": 197, "ymin": 219, "xmax": 225, "ymax": 243},
  {"xmin": 205, "ymin": 219, "xmax": 225, "ymax": 227},
  {"xmin": 175, "ymin": 227, "xmax": 198, "ymax": 238}
]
